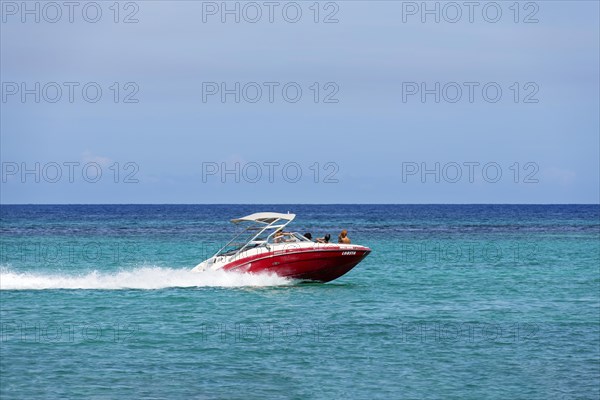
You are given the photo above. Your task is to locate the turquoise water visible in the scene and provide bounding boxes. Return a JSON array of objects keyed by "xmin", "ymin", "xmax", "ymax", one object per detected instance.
[{"xmin": 1, "ymin": 205, "xmax": 599, "ymax": 399}]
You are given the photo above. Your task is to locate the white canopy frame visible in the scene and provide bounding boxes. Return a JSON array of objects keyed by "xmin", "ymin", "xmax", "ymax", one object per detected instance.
[{"xmin": 212, "ymin": 212, "xmax": 300, "ymax": 261}]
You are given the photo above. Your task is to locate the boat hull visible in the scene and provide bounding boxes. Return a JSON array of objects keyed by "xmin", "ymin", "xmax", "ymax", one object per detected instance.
[{"xmin": 221, "ymin": 245, "xmax": 371, "ymax": 282}]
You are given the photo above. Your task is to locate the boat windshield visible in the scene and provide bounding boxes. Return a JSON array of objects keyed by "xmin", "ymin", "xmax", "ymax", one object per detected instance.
[
  {"xmin": 211, "ymin": 213, "xmax": 306, "ymax": 259},
  {"xmin": 268, "ymin": 232, "xmax": 311, "ymax": 244},
  {"xmin": 218, "ymin": 232, "xmax": 312, "ymax": 257},
  {"xmin": 217, "ymin": 225, "xmax": 268, "ymax": 256}
]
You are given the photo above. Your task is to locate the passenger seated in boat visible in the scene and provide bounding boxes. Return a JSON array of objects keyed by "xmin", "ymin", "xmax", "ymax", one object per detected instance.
[
  {"xmin": 274, "ymin": 229, "xmax": 294, "ymax": 243},
  {"xmin": 304, "ymin": 232, "xmax": 313, "ymax": 240},
  {"xmin": 338, "ymin": 230, "xmax": 351, "ymax": 244},
  {"xmin": 316, "ymin": 233, "xmax": 331, "ymax": 243},
  {"xmin": 274, "ymin": 229, "xmax": 284, "ymax": 243}
]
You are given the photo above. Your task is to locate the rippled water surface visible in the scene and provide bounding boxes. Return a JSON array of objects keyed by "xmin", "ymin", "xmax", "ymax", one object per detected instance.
[{"xmin": 1, "ymin": 205, "xmax": 599, "ymax": 399}]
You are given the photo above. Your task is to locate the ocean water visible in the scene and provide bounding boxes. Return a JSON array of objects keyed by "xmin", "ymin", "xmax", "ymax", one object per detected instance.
[{"xmin": 0, "ymin": 204, "xmax": 598, "ymax": 399}]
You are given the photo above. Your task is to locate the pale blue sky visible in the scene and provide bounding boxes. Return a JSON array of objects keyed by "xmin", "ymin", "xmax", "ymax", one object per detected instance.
[{"xmin": 1, "ymin": 1, "xmax": 598, "ymax": 203}]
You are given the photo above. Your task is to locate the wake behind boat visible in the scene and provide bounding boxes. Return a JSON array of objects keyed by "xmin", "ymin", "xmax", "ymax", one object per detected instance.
[{"xmin": 192, "ymin": 212, "xmax": 371, "ymax": 282}]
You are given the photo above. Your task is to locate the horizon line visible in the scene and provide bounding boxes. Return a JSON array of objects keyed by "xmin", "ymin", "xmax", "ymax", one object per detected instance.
[{"xmin": 2, "ymin": 203, "xmax": 599, "ymax": 206}]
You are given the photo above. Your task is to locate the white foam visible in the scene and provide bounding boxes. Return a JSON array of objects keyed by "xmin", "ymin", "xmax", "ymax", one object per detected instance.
[{"xmin": 0, "ymin": 266, "xmax": 291, "ymax": 290}]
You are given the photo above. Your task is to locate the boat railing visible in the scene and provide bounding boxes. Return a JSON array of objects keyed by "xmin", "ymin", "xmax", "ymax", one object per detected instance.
[{"xmin": 214, "ymin": 216, "xmax": 294, "ymax": 261}]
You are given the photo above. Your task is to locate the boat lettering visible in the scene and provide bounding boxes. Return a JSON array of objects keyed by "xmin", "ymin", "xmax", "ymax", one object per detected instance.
[{"xmin": 342, "ymin": 251, "xmax": 356, "ymax": 256}]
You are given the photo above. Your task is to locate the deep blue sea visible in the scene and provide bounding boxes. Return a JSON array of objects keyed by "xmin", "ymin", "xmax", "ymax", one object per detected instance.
[{"xmin": 1, "ymin": 205, "xmax": 599, "ymax": 399}]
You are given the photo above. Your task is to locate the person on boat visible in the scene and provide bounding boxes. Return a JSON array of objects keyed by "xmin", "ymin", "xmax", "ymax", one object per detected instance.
[
  {"xmin": 316, "ymin": 233, "xmax": 331, "ymax": 243},
  {"xmin": 274, "ymin": 229, "xmax": 284, "ymax": 243},
  {"xmin": 304, "ymin": 232, "xmax": 313, "ymax": 240},
  {"xmin": 274, "ymin": 229, "xmax": 294, "ymax": 243},
  {"xmin": 338, "ymin": 230, "xmax": 351, "ymax": 244}
]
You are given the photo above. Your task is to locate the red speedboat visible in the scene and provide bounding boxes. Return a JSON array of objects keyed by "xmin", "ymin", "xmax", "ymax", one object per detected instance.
[{"xmin": 192, "ymin": 212, "xmax": 371, "ymax": 282}]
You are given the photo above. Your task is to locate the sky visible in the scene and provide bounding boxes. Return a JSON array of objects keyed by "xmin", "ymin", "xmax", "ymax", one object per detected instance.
[{"xmin": 1, "ymin": 1, "xmax": 599, "ymax": 204}]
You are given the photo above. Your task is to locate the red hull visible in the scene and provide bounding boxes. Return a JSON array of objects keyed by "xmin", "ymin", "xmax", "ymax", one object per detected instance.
[{"xmin": 223, "ymin": 246, "xmax": 371, "ymax": 283}]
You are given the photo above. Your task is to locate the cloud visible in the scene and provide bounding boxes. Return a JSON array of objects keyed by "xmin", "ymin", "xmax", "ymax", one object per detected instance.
[
  {"xmin": 543, "ymin": 167, "xmax": 577, "ymax": 185},
  {"xmin": 81, "ymin": 151, "xmax": 113, "ymax": 168}
]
